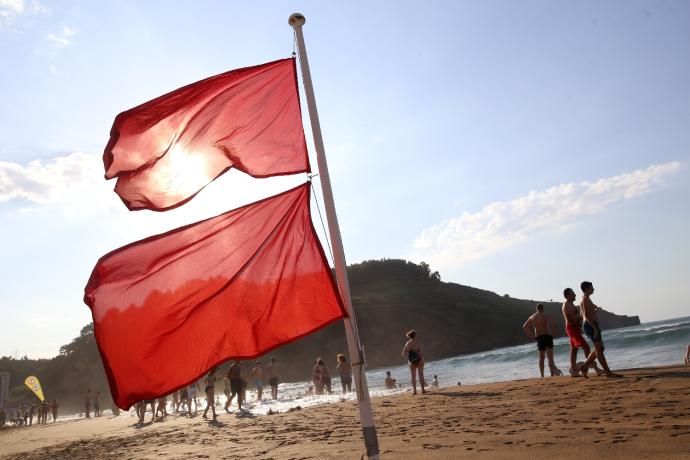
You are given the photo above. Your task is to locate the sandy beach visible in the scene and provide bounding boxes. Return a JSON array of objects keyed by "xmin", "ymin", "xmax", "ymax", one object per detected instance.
[{"xmin": 2, "ymin": 365, "xmax": 689, "ymax": 459}]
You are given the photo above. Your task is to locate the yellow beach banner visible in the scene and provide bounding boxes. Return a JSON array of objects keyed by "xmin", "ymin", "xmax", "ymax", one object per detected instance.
[{"xmin": 24, "ymin": 375, "xmax": 45, "ymax": 401}]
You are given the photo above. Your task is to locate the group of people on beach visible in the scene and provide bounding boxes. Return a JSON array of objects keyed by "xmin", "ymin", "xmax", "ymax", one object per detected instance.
[
  {"xmin": 130, "ymin": 357, "xmax": 282, "ymax": 423},
  {"xmin": 0, "ymin": 400, "xmax": 58, "ymax": 428},
  {"xmin": 307, "ymin": 354, "xmax": 353, "ymax": 395},
  {"xmin": 83, "ymin": 389, "xmax": 104, "ymax": 418},
  {"xmin": 131, "ymin": 347, "xmax": 418, "ymax": 424},
  {"xmin": 5, "ymin": 328, "xmax": 447, "ymax": 431},
  {"xmin": 523, "ymin": 281, "xmax": 622, "ymax": 378}
]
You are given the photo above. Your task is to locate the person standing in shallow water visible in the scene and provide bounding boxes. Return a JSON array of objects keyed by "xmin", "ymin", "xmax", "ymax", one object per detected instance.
[
  {"xmin": 249, "ymin": 361, "xmax": 265, "ymax": 401},
  {"xmin": 318, "ymin": 358, "xmax": 332, "ymax": 394},
  {"xmin": 312, "ymin": 358, "xmax": 323, "ymax": 394},
  {"xmin": 85, "ymin": 390, "xmax": 92, "ymax": 418},
  {"xmin": 336, "ymin": 354, "xmax": 352, "ymax": 394},
  {"xmin": 384, "ymin": 371, "xmax": 397, "ymax": 389},
  {"xmin": 523, "ymin": 303, "xmax": 558, "ymax": 377},
  {"xmin": 94, "ymin": 391, "xmax": 101, "ymax": 417},
  {"xmin": 267, "ymin": 357, "xmax": 280, "ymax": 400},
  {"xmin": 52, "ymin": 400, "xmax": 58, "ymax": 422},
  {"xmin": 402, "ymin": 330, "xmax": 426, "ymax": 395}
]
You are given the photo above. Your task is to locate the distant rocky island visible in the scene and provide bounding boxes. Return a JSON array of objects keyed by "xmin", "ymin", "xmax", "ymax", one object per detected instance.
[{"xmin": 0, "ymin": 259, "xmax": 639, "ymax": 411}]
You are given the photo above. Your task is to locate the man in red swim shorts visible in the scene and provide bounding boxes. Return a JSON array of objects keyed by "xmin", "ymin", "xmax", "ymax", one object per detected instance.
[{"xmin": 562, "ymin": 287, "xmax": 603, "ymax": 377}]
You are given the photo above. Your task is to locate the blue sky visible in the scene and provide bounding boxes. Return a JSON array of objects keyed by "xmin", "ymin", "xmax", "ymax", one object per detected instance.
[{"xmin": 1, "ymin": 0, "xmax": 689, "ymax": 358}]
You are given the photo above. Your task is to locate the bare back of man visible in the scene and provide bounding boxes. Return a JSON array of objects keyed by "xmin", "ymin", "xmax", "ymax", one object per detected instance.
[
  {"xmin": 267, "ymin": 358, "xmax": 280, "ymax": 400},
  {"xmin": 523, "ymin": 304, "xmax": 557, "ymax": 378},
  {"xmin": 226, "ymin": 361, "xmax": 244, "ymax": 410}
]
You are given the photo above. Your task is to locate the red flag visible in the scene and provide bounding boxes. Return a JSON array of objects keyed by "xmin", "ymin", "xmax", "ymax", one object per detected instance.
[
  {"xmin": 84, "ymin": 183, "xmax": 345, "ymax": 409},
  {"xmin": 104, "ymin": 58, "xmax": 309, "ymax": 211}
]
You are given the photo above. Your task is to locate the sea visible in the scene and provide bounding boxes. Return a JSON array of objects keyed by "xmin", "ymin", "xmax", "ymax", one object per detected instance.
[{"xmin": 60, "ymin": 316, "xmax": 690, "ymax": 420}]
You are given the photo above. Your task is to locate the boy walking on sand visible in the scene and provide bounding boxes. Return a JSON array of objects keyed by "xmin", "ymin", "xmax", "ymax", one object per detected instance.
[
  {"xmin": 523, "ymin": 304, "xmax": 558, "ymax": 377},
  {"xmin": 579, "ymin": 281, "xmax": 621, "ymax": 378}
]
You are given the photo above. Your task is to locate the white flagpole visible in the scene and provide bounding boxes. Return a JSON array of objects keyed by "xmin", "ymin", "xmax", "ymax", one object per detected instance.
[{"xmin": 289, "ymin": 13, "xmax": 380, "ymax": 460}]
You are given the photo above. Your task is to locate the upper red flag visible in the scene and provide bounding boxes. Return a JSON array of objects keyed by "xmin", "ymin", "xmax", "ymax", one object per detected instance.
[
  {"xmin": 84, "ymin": 183, "xmax": 345, "ymax": 409},
  {"xmin": 104, "ymin": 58, "xmax": 309, "ymax": 211}
]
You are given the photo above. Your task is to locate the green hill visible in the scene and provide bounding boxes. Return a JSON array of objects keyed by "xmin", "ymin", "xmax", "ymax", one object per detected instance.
[{"xmin": 0, "ymin": 259, "xmax": 639, "ymax": 412}]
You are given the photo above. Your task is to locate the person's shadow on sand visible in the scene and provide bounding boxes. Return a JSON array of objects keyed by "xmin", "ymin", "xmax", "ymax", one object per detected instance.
[
  {"xmin": 426, "ymin": 391, "xmax": 501, "ymax": 398},
  {"xmin": 207, "ymin": 419, "xmax": 227, "ymax": 428},
  {"xmin": 132, "ymin": 421, "xmax": 154, "ymax": 429}
]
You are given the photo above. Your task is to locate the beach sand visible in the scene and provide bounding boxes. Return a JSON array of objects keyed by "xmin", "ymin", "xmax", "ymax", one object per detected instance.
[{"xmin": 2, "ymin": 365, "xmax": 689, "ymax": 459}]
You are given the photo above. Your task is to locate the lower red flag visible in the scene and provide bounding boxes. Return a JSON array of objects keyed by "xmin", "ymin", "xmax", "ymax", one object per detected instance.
[{"xmin": 84, "ymin": 183, "xmax": 346, "ymax": 409}]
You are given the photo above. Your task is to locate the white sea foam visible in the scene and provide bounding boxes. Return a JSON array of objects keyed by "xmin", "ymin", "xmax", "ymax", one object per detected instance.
[{"xmin": 56, "ymin": 316, "xmax": 689, "ymax": 421}]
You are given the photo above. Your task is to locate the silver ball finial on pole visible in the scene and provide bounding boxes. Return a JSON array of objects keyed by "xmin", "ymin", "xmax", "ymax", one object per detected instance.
[{"xmin": 288, "ymin": 13, "xmax": 306, "ymax": 27}]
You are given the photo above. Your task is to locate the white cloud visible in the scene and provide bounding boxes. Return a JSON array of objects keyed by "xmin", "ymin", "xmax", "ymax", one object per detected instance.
[
  {"xmin": 0, "ymin": 151, "xmax": 304, "ymax": 224},
  {"xmin": 411, "ymin": 161, "xmax": 682, "ymax": 267},
  {"xmin": 28, "ymin": 0, "xmax": 48, "ymax": 14},
  {"xmin": 46, "ymin": 25, "xmax": 75, "ymax": 48},
  {"xmin": 0, "ymin": 0, "xmax": 48, "ymax": 24},
  {"xmin": 0, "ymin": 152, "xmax": 117, "ymax": 215},
  {"xmin": 0, "ymin": 0, "xmax": 24, "ymax": 17}
]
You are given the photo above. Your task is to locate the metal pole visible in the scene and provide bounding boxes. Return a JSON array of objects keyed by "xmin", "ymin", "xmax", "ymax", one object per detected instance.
[{"xmin": 289, "ymin": 13, "xmax": 380, "ymax": 460}]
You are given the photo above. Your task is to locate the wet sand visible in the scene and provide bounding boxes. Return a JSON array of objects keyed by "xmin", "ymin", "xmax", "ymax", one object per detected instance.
[{"xmin": 2, "ymin": 365, "xmax": 689, "ymax": 459}]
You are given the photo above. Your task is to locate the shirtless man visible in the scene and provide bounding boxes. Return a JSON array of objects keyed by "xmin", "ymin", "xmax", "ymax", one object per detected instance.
[
  {"xmin": 223, "ymin": 376, "xmax": 231, "ymax": 413},
  {"xmin": 188, "ymin": 381, "xmax": 199, "ymax": 414},
  {"xmin": 267, "ymin": 357, "xmax": 280, "ymax": 400},
  {"xmin": 318, "ymin": 358, "xmax": 332, "ymax": 394},
  {"xmin": 250, "ymin": 361, "xmax": 265, "ymax": 401},
  {"xmin": 523, "ymin": 304, "xmax": 558, "ymax": 377},
  {"xmin": 172, "ymin": 390, "xmax": 179, "ymax": 414},
  {"xmin": 135, "ymin": 400, "xmax": 145, "ymax": 424},
  {"xmin": 178, "ymin": 386, "xmax": 190, "ymax": 415},
  {"xmin": 562, "ymin": 287, "xmax": 604, "ymax": 377},
  {"xmin": 226, "ymin": 360, "xmax": 246, "ymax": 411},
  {"xmin": 94, "ymin": 391, "xmax": 101, "ymax": 417},
  {"xmin": 685, "ymin": 344, "xmax": 689, "ymax": 366},
  {"xmin": 40, "ymin": 400, "xmax": 48, "ymax": 424},
  {"xmin": 579, "ymin": 281, "xmax": 621, "ymax": 378},
  {"xmin": 384, "ymin": 371, "xmax": 397, "ymax": 389},
  {"xmin": 311, "ymin": 358, "xmax": 323, "ymax": 395},
  {"xmin": 155, "ymin": 395, "xmax": 168, "ymax": 419},
  {"xmin": 85, "ymin": 390, "xmax": 92, "ymax": 418}
]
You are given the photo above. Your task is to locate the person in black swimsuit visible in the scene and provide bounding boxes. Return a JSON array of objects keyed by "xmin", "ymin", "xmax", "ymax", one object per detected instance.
[
  {"xmin": 523, "ymin": 304, "xmax": 558, "ymax": 378},
  {"xmin": 401, "ymin": 330, "xmax": 426, "ymax": 395},
  {"xmin": 202, "ymin": 367, "xmax": 219, "ymax": 420}
]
